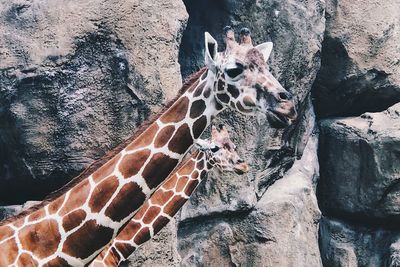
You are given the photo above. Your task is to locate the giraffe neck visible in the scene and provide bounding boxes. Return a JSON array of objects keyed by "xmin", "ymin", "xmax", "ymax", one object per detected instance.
[
  {"xmin": 0, "ymin": 70, "xmax": 223, "ymax": 267},
  {"xmin": 90, "ymin": 149, "xmax": 213, "ymax": 266}
]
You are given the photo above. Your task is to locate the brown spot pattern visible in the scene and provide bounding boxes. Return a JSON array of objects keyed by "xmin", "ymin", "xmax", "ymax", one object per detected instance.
[
  {"xmin": 193, "ymin": 82, "xmax": 205, "ymax": 97},
  {"xmin": 28, "ymin": 209, "xmax": 45, "ymax": 222},
  {"xmin": 44, "ymin": 257, "xmax": 70, "ymax": 266},
  {"xmin": 89, "ymin": 175, "xmax": 119, "ymax": 213},
  {"xmin": 227, "ymin": 84, "xmax": 239, "ymax": 98},
  {"xmin": 193, "ymin": 115, "xmax": 207, "ymax": 139},
  {"xmin": 134, "ymin": 202, "xmax": 149, "ymax": 219},
  {"xmin": 48, "ymin": 195, "xmax": 65, "ymax": 214},
  {"xmin": 119, "ymin": 149, "xmax": 151, "ymax": 179},
  {"xmin": 17, "ymin": 253, "xmax": 38, "ymax": 266},
  {"xmin": 203, "ymin": 87, "xmax": 211, "ymax": 98},
  {"xmin": 0, "ymin": 225, "xmax": 14, "ymax": 240},
  {"xmin": 190, "ymin": 100, "xmax": 206, "ymax": 119},
  {"xmin": 178, "ymin": 160, "xmax": 196, "ymax": 176},
  {"xmin": 19, "ymin": 219, "xmax": 61, "ymax": 259},
  {"xmin": 142, "ymin": 153, "xmax": 179, "ymax": 189},
  {"xmin": 192, "ymin": 170, "xmax": 199, "ymax": 179},
  {"xmin": 217, "ymin": 79, "xmax": 225, "ymax": 91},
  {"xmin": 92, "ymin": 154, "xmax": 121, "ymax": 183},
  {"xmin": 164, "ymin": 195, "xmax": 186, "ymax": 215},
  {"xmin": 184, "ymin": 180, "xmax": 199, "ymax": 196},
  {"xmin": 150, "ymin": 189, "xmax": 174, "ymax": 206},
  {"xmin": 0, "ymin": 239, "xmax": 18, "ymax": 266},
  {"xmin": 59, "ymin": 180, "xmax": 90, "ymax": 216},
  {"xmin": 143, "ymin": 206, "xmax": 161, "ymax": 224},
  {"xmin": 160, "ymin": 96, "xmax": 189, "ymax": 123},
  {"xmin": 176, "ymin": 176, "xmax": 189, "ymax": 192},
  {"xmin": 126, "ymin": 123, "xmax": 159, "ymax": 151},
  {"xmin": 62, "ymin": 220, "xmax": 113, "ymax": 259},
  {"xmin": 154, "ymin": 125, "xmax": 175, "ymax": 148},
  {"xmin": 196, "ymin": 159, "xmax": 205, "ymax": 170},
  {"xmin": 217, "ymin": 93, "xmax": 230, "ymax": 104},
  {"xmin": 152, "ymin": 216, "xmax": 170, "ymax": 236},
  {"xmin": 62, "ymin": 209, "xmax": 87, "ymax": 232},
  {"xmin": 115, "ymin": 242, "xmax": 136, "ymax": 260},
  {"xmin": 133, "ymin": 227, "xmax": 151, "ymax": 245},
  {"xmin": 117, "ymin": 222, "xmax": 141, "ymax": 241},
  {"xmin": 161, "ymin": 174, "xmax": 178, "ymax": 190},
  {"xmin": 105, "ymin": 182, "xmax": 146, "ymax": 222},
  {"xmin": 168, "ymin": 124, "xmax": 193, "ymax": 154}
]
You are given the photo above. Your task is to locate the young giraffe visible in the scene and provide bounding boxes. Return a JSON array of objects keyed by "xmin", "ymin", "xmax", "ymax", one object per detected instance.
[
  {"xmin": 0, "ymin": 27, "xmax": 296, "ymax": 266},
  {"xmin": 90, "ymin": 125, "xmax": 249, "ymax": 266}
]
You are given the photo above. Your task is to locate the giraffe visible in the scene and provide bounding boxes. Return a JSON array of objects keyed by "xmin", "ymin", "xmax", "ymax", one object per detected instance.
[
  {"xmin": 0, "ymin": 27, "xmax": 296, "ymax": 267},
  {"xmin": 90, "ymin": 125, "xmax": 249, "ymax": 266}
]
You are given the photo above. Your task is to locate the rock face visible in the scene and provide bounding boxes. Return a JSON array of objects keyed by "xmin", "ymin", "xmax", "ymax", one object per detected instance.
[
  {"xmin": 122, "ymin": 219, "xmax": 181, "ymax": 267},
  {"xmin": 320, "ymin": 217, "xmax": 400, "ymax": 267},
  {"xmin": 313, "ymin": 0, "xmax": 400, "ymax": 117},
  {"xmin": 318, "ymin": 103, "xmax": 400, "ymax": 223},
  {"xmin": 0, "ymin": 0, "xmax": 187, "ymax": 204},
  {"xmin": 177, "ymin": 131, "xmax": 322, "ymax": 267}
]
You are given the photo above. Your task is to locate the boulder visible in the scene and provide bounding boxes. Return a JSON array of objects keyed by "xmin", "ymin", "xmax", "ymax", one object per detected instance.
[
  {"xmin": 320, "ymin": 217, "xmax": 400, "ymax": 267},
  {"xmin": 313, "ymin": 0, "xmax": 400, "ymax": 117},
  {"xmin": 0, "ymin": 0, "xmax": 187, "ymax": 204},
  {"xmin": 177, "ymin": 128, "xmax": 322, "ymax": 267},
  {"xmin": 318, "ymin": 103, "xmax": 400, "ymax": 222}
]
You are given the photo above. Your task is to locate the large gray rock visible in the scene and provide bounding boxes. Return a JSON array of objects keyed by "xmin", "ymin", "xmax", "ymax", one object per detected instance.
[
  {"xmin": 320, "ymin": 217, "xmax": 400, "ymax": 267},
  {"xmin": 177, "ymin": 129, "xmax": 322, "ymax": 267},
  {"xmin": 318, "ymin": 103, "xmax": 400, "ymax": 222},
  {"xmin": 313, "ymin": 0, "xmax": 400, "ymax": 117},
  {"xmin": 0, "ymin": 0, "xmax": 187, "ymax": 204}
]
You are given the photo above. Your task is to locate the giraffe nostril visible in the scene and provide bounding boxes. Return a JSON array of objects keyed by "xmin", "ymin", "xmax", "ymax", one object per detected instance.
[
  {"xmin": 278, "ymin": 91, "xmax": 292, "ymax": 101},
  {"xmin": 237, "ymin": 159, "xmax": 244, "ymax": 164}
]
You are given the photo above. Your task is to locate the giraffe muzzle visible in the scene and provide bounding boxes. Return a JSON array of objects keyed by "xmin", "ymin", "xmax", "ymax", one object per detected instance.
[{"xmin": 233, "ymin": 162, "xmax": 250, "ymax": 174}]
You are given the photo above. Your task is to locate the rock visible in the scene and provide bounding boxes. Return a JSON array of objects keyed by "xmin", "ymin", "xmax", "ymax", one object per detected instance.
[
  {"xmin": 178, "ymin": 0, "xmax": 325, "ymax": 216},
  {"xmin": 318, "ymin": 103, "xmax": 400, "ymax": 223},
  {"xmin": 0, "ymin": 0, "xmax": 187, "ymax": 204},
  {"xmin": 177, "ymin": 128, "xmax": 322, "ymax": 267},
  {"xmin": 319, "ymin": 217, "xmax": 400, "ymax": 267},
  {"xmin": 0, "ymin": 200, "xmax": 40, "ymax": 220},
  {"xmin": 123, "ymin": 219, "xmax": 181, "ymax": 267},
  {"xmin": 313, "ymin": 0, "xmax": 400, "ymax": 117}
]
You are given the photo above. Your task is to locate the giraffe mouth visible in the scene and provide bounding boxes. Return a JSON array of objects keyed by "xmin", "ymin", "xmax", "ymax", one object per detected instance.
[
  {"xmin": 233, "ymin": 163, "xmax": 249, "ymax": 174},
  {"xmin": 266, "ymin": 110, "xmax": 291, "ymax": 128}
]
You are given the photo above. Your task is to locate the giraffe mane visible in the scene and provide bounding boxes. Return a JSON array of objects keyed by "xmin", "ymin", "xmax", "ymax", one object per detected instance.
[{"xmin": 0, "ymin": 67, "xmax": 208, "ymax": 226}]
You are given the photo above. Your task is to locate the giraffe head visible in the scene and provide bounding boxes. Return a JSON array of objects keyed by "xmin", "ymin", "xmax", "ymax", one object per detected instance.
[
  {"xmin": 197, "ymin": 125, "xmax": 249, "ymax": 174},
  {"xmin": 204, "ymin": 27, "xmax": 297, "ymax": 128}
]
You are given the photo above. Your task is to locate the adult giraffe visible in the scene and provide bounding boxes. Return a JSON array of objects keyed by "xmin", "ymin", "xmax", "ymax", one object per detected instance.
[
  {"xmin": 0, "ymin": 27, "xmax": 296, "ymax": 266},
  {"xmin": 90, "ymin": 125, "xmax": 249, "ymax": 266}
]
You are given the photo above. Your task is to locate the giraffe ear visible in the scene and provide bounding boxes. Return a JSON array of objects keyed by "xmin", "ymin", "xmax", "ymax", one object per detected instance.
[
  {"xmin": 255, "ymin": 42, "xmax": 273, "ymax": 62},
  {"xmin": 204, "ymin": 32, "xmax": 218, "ymax": 72}
]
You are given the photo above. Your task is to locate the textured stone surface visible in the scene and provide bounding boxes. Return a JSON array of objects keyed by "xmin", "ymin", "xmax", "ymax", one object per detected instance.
[
  {"xmin": 0, "ymin": 0, "xmax": 187, "ymax": 204},
  {"xmin": 177, "ymin": 129, "xmax": 322, "ymax": 267},
  {"xmin": 313, "ymin": 0, "xmax": 400, "ymax": 117},
  {"xmin": 318, "ymin": 103, "xmax": 400, "ymax": 223},
  {"xmin": 320, "ymin": 217, "xmax": 400, "ymax": 267},
  {"xmin": 123, "ymin": 219, "xmax": 181, "ymax": 267}
]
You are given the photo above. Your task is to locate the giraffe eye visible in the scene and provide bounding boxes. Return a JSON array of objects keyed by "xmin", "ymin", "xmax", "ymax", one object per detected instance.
[
  {"xmin": 211, "ymin": 146, "xmax": 220, "ymax": 153},
  {"xmin": 225, "ymin": 63, "xmax": 244, "ymax": 79}
]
